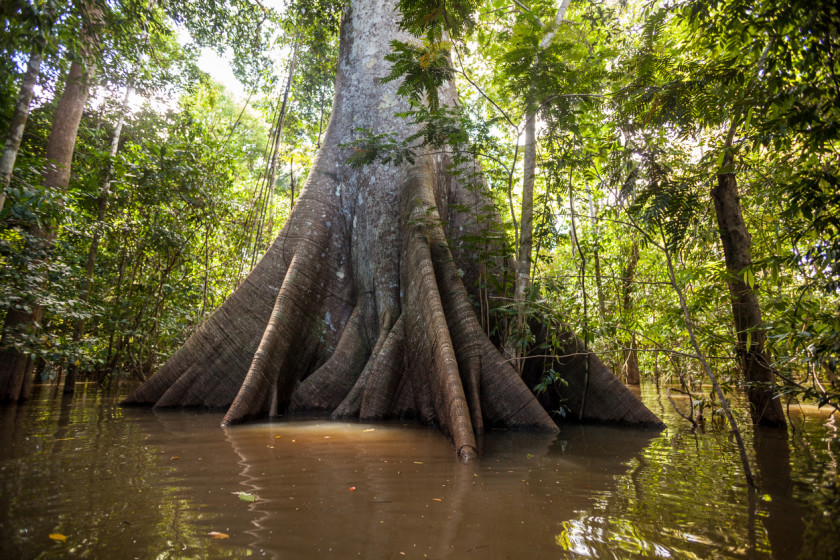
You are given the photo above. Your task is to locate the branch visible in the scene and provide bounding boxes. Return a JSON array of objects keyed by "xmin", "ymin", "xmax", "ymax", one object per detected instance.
[
  {"xmin": 658, "ymin": 221, "xmax": 756, "ymax": 488},
  {"xmin": 451, "ymin": 42, "xmax": 516, "ymax": 128},
  {"xmin": 667, "ymin": 387, "xmax": 697, "ymax": 427}
]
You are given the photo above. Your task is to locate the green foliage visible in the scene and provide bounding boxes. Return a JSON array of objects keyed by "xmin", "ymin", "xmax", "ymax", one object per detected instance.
[
  {"xmin": 0, "ymin": 0, "xmax": 281, "ymax": 381},
  {"xmin": 383, "ymin": 39, "xmax": 453, "ymax": 111},
  {"xmin": 625, "ymin": 148, "xmax": 704, "ymax": 253},
  {"xmin": 397, "ymin": 0, "xmax": 480, "ymax": 39},
  {"xmin": 617, "ymin": 0, "xmax": 840, "ymax": 403},
  {"xmin": 164, "ymin": 0, "xmax": 276, "ymax": 85}
]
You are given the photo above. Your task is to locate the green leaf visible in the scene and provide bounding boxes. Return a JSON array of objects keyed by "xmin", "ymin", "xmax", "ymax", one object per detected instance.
[
  {"xmin": 743, "ymin": 268, "xmax": 755, "ymax": 290},
  {"xmin": 232, "ymin": 491, "xmax": 258, "ymax": 502}
]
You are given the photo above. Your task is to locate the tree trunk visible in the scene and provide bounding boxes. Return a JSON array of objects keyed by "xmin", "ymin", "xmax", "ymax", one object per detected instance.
[
  {"xmin": 515, "ymin": 113, "xmax": 536, "ymax": 310},
  {"xmin": 510, "ymin": 0, "xmax": 572, "ymax": 370},
  {"xmin": 712, "ymin": 159, "xmax": 785, "ymax": 427},
  {"xmin": 290, "ymin": 157, "xmax": 295, "ymax": 208},
  {"xmin": 0, "ymin": 8, "xmax": 100, "ymax": 402},
  {"xmin": 622, "ymin": 243, "xmax": 640, "ymax": 385},
  {"xmin": 66, "ymin": 86, "xmax": 131, "ymax": 394},
  {"xmin": 588, "ymin": 189, "xmax": 607, "ymax": 325},
  {"xmin": 510, "ymin": 112, "xmax": 536, "ymax": 372},
  {"xmin": 123, "ymin": 0, "xmax": 662, "ymax": 459},
  {"xmin": 0, "ymin": 47, "xmax": 42, "ymax": 212}
]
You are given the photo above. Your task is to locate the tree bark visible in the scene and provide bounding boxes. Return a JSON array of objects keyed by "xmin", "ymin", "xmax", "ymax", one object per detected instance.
[
  {"xmin": 712, "ymin": 160, "xmax": 785, "ymax": 427},
  {"xmin": 0, "ymin": 7, "xmax": 100, "ymax": 402},
  {"xmin": 123, "ymin": 0, "xmax": 662, "ymax": 458},
  {"xmin": 0, "ymin": 47, "xmax": 42, "ymax": 212}
]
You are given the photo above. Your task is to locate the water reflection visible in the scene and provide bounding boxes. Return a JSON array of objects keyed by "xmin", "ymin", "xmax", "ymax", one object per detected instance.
[
  {"xmin": 211, "ymin": 420, "xmax": 657, "ymax": 559},
  {"xmin": 753, "ymin": 427, "xmax": 804, "ymax": 559},
  {"xmin": 0, "ymin": 385, "xmax": 838, "ymax": 559},
  {"xmin": 0, "ymin": 389, "xmax": 243, "ymax": 559}
]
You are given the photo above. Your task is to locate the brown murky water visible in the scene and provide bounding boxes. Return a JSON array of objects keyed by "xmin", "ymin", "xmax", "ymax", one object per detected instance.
[{"xmin": 1, "ymin": 384, "xmax": 838, "ymax": 559}]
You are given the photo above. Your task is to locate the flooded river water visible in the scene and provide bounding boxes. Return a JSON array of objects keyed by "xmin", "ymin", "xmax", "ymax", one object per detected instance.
[{"xmin": 1, "ymin": 384, "xmax": 838, "ymax": 559}]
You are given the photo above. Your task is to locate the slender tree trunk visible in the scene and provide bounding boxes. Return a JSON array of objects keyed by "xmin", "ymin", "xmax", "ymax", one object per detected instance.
[
  {"xmin": 510, "ymin": 0, "xmax": 572, "ymax": 371},
  {"xmin": 0, "ymin": 3, "xmax": 102, "ymax": 401},
  {"xmin": 290, "ymin": 157, "xmax": 295, "ymax": 208},
  {"xmin": 657, "ymin": 220, "xmax": 756, "ymax": 487},
  {"xmin": 515, "ymin": 115, "xmax": 536, "ymax": 306},
  {"xmin": 0, "ymin": 47, "xmax": 43, "ymax": 212},
  {"xmin": 201, "ymin": 223, "xmax": 211, "ymax": 317},
  {"xmin": 256, "ymin": 42, "xmax": 299, "ymax": 256},
  {"xmin": 568, "ymin": 181, "xmax": 592, "ymax": 418},
  {"xmin": 511, "ymin": 112, "xmax": 536, "ymax": 372},
  {"xmin": 712, "ymin": 156, "xmax": 785, "ymax": 427},
  {"xmin": 588, "ymin": 190, "xmax": 607, "ymax": 325},
  {"xmin": 622, "ymin": 243, "xmax": 640, "ymax": 385},
  {"xmin": 65, "ymin": 86, "xmax": 131, "ymax": 394},
  {"xmin": 100, "ymin": 240, "xmax": 129, "ymax": 380},
  {"xmin": 266, "ymin": 42, "xmax": 298, "ymax": 195}
]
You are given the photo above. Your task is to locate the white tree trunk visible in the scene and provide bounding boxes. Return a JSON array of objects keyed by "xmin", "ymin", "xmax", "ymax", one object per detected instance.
[{"xmin": 0, "ymin": 49, "xmax": 42, "ymax": 211}]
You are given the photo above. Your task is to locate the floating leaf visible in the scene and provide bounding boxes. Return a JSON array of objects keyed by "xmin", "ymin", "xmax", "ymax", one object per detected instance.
[
  {"xmin": 49, "ymin": 533, "xmax": 67, "ymax": 542},
  {"xmin": 208, "ymin": 531, "xmax": 229, "ymax": 539},
  {"xmin": 232, "ymin": 491, "xmax": 258, "ymax": 503}
]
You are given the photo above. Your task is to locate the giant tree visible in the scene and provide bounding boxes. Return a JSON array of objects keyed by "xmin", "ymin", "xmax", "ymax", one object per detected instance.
[{"xmin": 124, "ymin": 0, "xmax": 662, "ymax": 460}]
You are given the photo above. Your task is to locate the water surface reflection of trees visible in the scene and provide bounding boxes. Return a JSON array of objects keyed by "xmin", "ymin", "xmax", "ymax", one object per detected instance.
[{"xmin": 1, "ymin": 389, "xmax": 838, "ymax": 559}]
